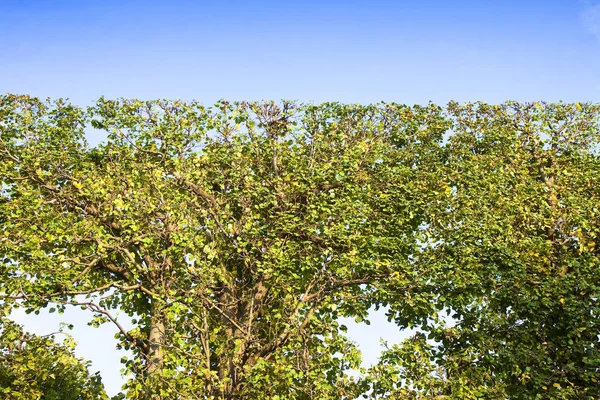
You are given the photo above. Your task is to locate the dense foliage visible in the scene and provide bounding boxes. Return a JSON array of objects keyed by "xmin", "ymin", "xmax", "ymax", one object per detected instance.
[
  {"xmin": 1, "ymin": 95, "xmax": 599, "ymax": 399},
  {"xmin": 368, "ymin": 102, "xmax": 600, "ymax": 399}
]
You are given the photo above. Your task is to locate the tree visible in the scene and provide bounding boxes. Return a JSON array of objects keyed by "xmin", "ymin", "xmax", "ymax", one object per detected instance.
[
  {"xmin": 376, "ymin": 102, "xmax": 600, "ymax": 399},
  {"xmin": 5, "ymin": 96, "xmax": 599, "ymax": 399},
  {"xmin": 0, "ymin": 318, "xmax": 107, "ymax": 400},
  {"xmin": 0, "ymin": 95, "xmax": 442, "ymax": 398}
]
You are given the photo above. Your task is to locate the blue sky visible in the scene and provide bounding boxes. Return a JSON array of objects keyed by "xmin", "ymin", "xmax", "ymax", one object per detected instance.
[
  {"xmin": 3, "ymin": 0, "xmax": 600, "ymax": 396},
  {"xmin": 2, "ymin": 0, "xmax": 600, "ymax": 106}
]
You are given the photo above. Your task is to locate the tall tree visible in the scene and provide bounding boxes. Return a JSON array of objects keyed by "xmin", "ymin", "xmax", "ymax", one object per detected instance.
[
  {"xmin": 6, "ymin": 96, "xmax": 598, "ymax": 399},
  {"xmin": 374, "ymin": 102, "xmax": 600, "ymax": 399},
  {"xmin": 0, "ymin": 95, "xmax": 441, "ymax": 399}
]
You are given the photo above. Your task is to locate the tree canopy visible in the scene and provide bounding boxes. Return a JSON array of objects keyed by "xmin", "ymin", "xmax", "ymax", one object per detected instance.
[
  {"xmin": 367, "ymin": 102, "xmax": 600, "ymax": 399},
  {"xmin": 1, "ymin": 95, "xmax": 599, "ymax": 399}
]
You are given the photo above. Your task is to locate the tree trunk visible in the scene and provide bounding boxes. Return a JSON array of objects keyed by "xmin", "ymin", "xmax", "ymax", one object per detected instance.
[{"xmin": 145, "ymin": 304, "xmax": 165, "ymax": 399}]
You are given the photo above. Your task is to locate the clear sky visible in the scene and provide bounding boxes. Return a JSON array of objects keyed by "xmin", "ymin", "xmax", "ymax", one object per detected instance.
[{"xmin": 3, "ymin": 0, "xmax": 600, "ymax": 396}]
